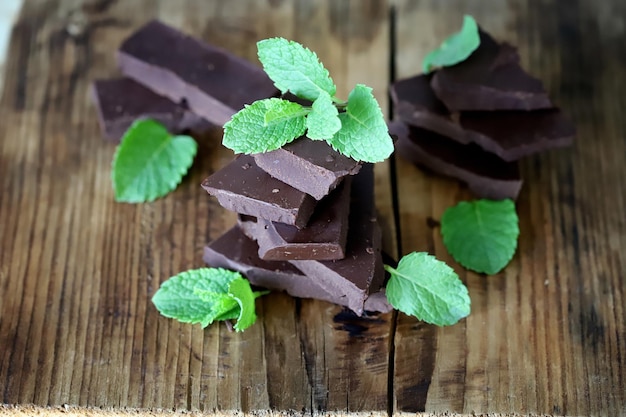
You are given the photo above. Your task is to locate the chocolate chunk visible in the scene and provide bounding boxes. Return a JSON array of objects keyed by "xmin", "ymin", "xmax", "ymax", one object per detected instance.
[
  {"xmin": 390, "ymin": 74, "xmax": 575, "ymax": 161},
  {"xmin": 289, "ymin": 164, "xmax": 385, "ymax": 316},
  {"xmin": 201, "ymin": 155, "xmax": 316, "ymax": 228},
  {"xmin": 253, "ymin": 137, "xmax": 361, "ymax": 200},
  {"xmin": 254, "ymin": 177, "xmax": 352, "ymax": 261},
  {"xmin": 202, "ymin": 225, "xmax": 390, "ymax": 314},
  {"xmin": 91, "ymin": 78, "xmax": 212, "ymax": 141},
  {"xmin": 431, "ymin": 30, "xmax": 553, "ymax": 111},
  {"xmin": 117, "ymin": 20, "xmax": 278, "ymax": 126},
  {"xmin": 388, "ymin": 121, "xmax": 522, "ymax": 200},
  {"xmin": 391, "ymin": 73, "xmax": 463, "ymax": 139}
]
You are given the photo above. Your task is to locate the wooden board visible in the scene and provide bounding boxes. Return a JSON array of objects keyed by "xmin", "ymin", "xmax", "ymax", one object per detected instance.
[{"xmin": 0, "ymin": 0, "xmax": 624, "ymax": 416}]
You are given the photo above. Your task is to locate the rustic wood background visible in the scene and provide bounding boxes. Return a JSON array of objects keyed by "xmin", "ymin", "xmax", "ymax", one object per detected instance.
[{"xmin": 0, "ymin": 0, "xmax": 624, "ymax": 416}]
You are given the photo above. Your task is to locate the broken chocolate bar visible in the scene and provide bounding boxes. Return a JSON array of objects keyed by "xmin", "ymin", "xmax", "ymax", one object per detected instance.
[
  {"xmin": 390, "ymin": 74, "xmax": 575, "ymax": 161},
  {"xmin": 288, "ymin": 164, "xmax": 385, "ymax": 316},
  {"xmin": 91, "ymin": 78, "xmax": 212, "ymax": 141},
  {"xmin": 388, "ymin": 121, "xmax": 522, "ymax": 200},
  {"xmin": 431, "ymin": 30, "xmax": 553, "ymax": 111},
  {"xmin": 254, "ymin": 177, "xmax": 352, "ymax": 261},
  {"xmin": 253, "ymin": 137, "xmax": 361, "ymax": 200},
  {"xmin": 202, "ymin": 225, "xmax": 391, "ymax": 314},
  {"xmin": 117, "ymin": 20, "xmax": 278, "ymax": 126},
  {"xmin": 201, "ymin": 155, "xmax": 316, "ymax": 228}
]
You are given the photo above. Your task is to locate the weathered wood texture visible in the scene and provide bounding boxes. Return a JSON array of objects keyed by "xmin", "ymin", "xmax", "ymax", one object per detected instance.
[
  {"xmin": 0, "ymin": 0, "xmax": 624, "ymax": 416},
  {"xmin": 392, "ymin": 1, "xmax": 626, "ymax": 416}
]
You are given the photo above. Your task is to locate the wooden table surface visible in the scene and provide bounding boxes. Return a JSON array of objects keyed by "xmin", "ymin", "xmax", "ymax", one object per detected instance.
[{"xmin": 1, "ymin": 0, "xmax": 625, "ymax": 416}]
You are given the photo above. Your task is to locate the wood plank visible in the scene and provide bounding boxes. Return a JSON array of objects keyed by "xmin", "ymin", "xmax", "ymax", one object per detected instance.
[
  {"xmin": 391, "ymin": 0, "xmax": 626, "ymax": 415},
  {"xmin": 0, "ymin": 0, "xmax": 394, "ymax": 413}
]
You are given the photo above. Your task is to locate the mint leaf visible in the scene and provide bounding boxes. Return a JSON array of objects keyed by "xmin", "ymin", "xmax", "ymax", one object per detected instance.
[
  {"xmin": 227, "ymin": 278, "xmax": 257, "ymax": 332},
  {"xmin": 441, "ymin": 199, "xmax": 519, "ymax": 274},
  {"xmin": 223, "ymin": 98, "xmax": 306, "ymax": 154},
  {"xmin": 257, "ymin": 37, "xmax": 336, "ymax": 101},
  {"xmin": 306, "ymin": 91, "xmax": 341, "ymax": 140},
  {"xmin": 385, "ymin": 252, "xmax": 470, "ymax": 326},
  {"xmin": 422, "ymin": 15, "xmax": 480, "ymax": 73},
  {"xmin": 112, "ymin": 119, "xmax": 197, "ymax": 203},
  {"xmin": 326, "ymin": 84, "xmax": 393, "ymax": 163},
  {"xmin": 264, "ymin": 99, "xmax": 308, "ymax": 125},
  {"xmin": 152, "ymin": 268, "xmax": 265, "ymax": 330}
]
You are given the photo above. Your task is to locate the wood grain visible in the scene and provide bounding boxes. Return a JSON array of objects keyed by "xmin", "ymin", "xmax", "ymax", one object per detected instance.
[
  {"xmin": 391, "ymin": 0, "xmax": 626, "ymax": 415},
  {"xmin": 0, "ymin": 0, "xmax": 624, "ymax": 416},
  {"xmin": 0, "ymin": 0, "xmax": 394, "ymax": 413}
]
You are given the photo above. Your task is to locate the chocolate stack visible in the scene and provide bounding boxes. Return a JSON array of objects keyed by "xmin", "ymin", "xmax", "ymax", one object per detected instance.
[
  {"xmin": 389, "ymin": 29, "xmax": 575, "ymax": 199},
  {"xmin": 201, "ymin": 140, "xmax": 392, "ymax": 316},
  {"xmin": 92, "ymin": 20, "xmax": 391, "ymax": 316}
]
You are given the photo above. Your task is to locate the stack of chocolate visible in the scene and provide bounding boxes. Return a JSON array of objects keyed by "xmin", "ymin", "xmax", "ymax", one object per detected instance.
[
  {"xmin": 201, "ymin": 140, "xmax": 392, "ymax": 316},
  {"xmin": 91, "ymin": 20, "xmax": 391, "ymax": 316},
  {"xmin": 389, "ymin": 29, "xmax": 575, "ymax": 199}
]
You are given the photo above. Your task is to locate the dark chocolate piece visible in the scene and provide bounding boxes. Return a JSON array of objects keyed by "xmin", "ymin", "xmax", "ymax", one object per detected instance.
[
  {"xmin": 388, "ymin": 121, "xmax": 523, "ymax": 200},
  {"xmin": 431, "ymin": 30, "xmax": 553, "ymax": 111},
  {"xmin": 255, "ymin": 177, "xmax": 352, "ymax": 261},
  {"xmin": 117, "ymin": 20, "xmax": 278, "ymax": 126},
  {"xmin": 202, "ymin": 225, "xmax": 390, "ymax": 314},
  {"xmin": 289, "ymin": 164, "xmax": 385, "ymax": 316},
  {"xmin": 253, "ymin": 137, "xmax": 361, "ymax": 200},
  {"xmin": 201, "ymin": 155, "xmax": 316, "ymax": 228},
  {"xmin": 391, "ymin": 73, "xmax": 463, "ymax": 141},
  {"xmin": 459, "ymin": 110, "xmax": 575, "ymax": 161},
  {"xmin": 91, "ymin": 78, "xmax": 212, "ymax": 141},
  {"xmin": 390, "ymin": 74, "xmax": 575, "ymax": 161}
]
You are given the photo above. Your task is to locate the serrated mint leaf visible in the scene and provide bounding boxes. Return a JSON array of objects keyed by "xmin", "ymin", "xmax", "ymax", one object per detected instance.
[
  {"xmin": 152, "ymin": 268, "xmax": 242, "ymax": 328},
  {"xmin": 257, "ymin": 37, "xmax": 336, "ymax": 101},
  {"xmin": 422, "ymin": 15, "xmax": 480, "ymax": 73},
  {"xmin": 441, "ymin": 199, "xmax": 519, "ymax": 274},
  {"xmin": 326, "ymin": 84, "xmax": 393, "ymax": 163},
  {"xmin": 112, "ymin": 119, "xmax": 197, "ymax": 203},
  {"xmin": 306, "ymin": 91, "xmax": 341, "ymax": 140},
  {"xmin": 264, "ymin": 100, "xmax": 307, "ymax": 125},
  {"xmin": 227, "ymin": 277, "xmax": 258, "ymax": 332},
  {"xmin": 385, "ymin": 252, "xmax": 470, "ymax": 326},
  {"xmin": 223, "ymin": 98, "xmax": 306, "ymax": 154}
]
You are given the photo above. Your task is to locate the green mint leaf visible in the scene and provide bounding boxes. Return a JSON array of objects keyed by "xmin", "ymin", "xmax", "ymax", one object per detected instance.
[
  {"xmin": 112, "ymin": 119, "xmax": 197, "ymax": 203},
  {"xmin": 227, "ymin": 277, "xmax": 258, "ymax": 332},
  {"xmin": 257, "ymin": 37, "xmax": 336, "ymax": 101},
  {"xmin": 326, "ymin": 84, "xmax": 393, "ymax": 163},
  {"xmin": 441, "ymin": 199, "xmax": 519, "ymax": 275},
  {"xmin": 264, "ymin": 100, "xmax": 307, "ymax": 125},
  {"xmin": 422, "ymin": 15, "xmax": 480, "ymax": 73},
  {"xmin": 306, "ymin": 91, "xmax": 341, "ymax": 140},
  {"xmin": 152, "ymin": 268, "xmax": 243, "ymax": 328},
  {"xmin": 385, "ymin": 252, "xmax": 471, "ymax": 326},
  {"xmin": 223, "ymin": 98, "xmax": 306, "ymax": 154}
]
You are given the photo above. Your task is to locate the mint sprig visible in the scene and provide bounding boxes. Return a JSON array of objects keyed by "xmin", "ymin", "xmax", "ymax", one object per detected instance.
[
  {"xmin": 422, "ymin": 15, "xmax": 480, "ymax": 73},
  {"xmin": 441, "ymin": 199, "xmax": 519, "ymax": 275},
  {"xmin": 152, "ymin": 268, "xmax": 267, "ymax": 331},
  {"xmin": 222, "ymin": 37, "xmax": 393, "ymax": 163},
  {"xmin": 385, "ymin": 252, "xmax": 471, "ymax": 326},
  {"xmin": 112, "ymin": 119, "xmax": 197, "ymax": 203},
  {"xmin": 223, "ymin": 98, "xmax": 307, "ymax": 154}
]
